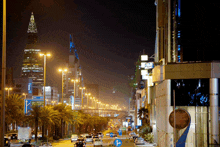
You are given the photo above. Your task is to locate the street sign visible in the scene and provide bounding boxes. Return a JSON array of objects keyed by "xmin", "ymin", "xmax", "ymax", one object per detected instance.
[
  {"xmin": 118, "ymin": 129, "xmax": 122, "ymax": 136},
  {"xmin": 114, "ymin": 139, "xmax": 122, "ymax": 147},
  {"xmin": 110, "ymin": 132, "xmax": 114, "ymax": 137}
]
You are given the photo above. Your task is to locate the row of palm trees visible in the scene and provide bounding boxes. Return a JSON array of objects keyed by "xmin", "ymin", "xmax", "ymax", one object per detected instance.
[{"xmin": 2, "ymin": 94, "xmax": 109, "ymax": 141}]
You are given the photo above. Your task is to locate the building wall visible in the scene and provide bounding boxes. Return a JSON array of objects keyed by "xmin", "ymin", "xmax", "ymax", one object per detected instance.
[{"xmin": 155, "ymin": 79, "xmax": 173, "ymax": 147}]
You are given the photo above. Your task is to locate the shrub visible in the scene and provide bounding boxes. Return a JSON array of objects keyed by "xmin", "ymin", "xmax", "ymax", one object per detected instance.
[
  {"xmin": 144, "ymin": 133, "xmax": 154, "ymax": 143},
  {"xmin": 139, "ymin": 124, "xmax": 152, "ymax": 138}
]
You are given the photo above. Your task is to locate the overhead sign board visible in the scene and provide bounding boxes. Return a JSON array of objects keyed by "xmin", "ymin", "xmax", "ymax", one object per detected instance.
[
  {"xmin": 141, "ymin": 62, "xmax": 147, "ymax": 68},
  {"xmin": 32, "ymin": 96, "xmax": 43, "ymax": 99},
  {"xmin": 141, "ymin": 55, "xmax": 148, "ymax": 61},
  {"xmin": 141, "ymin": 70, "xmax": 148, "ymax": 76},
  {"xmin": 145, "ymin": 62, "xmax": 154, "ymax": 69}
]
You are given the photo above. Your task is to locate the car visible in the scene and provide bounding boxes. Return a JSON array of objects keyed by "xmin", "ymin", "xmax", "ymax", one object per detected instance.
[
  {"xmin": 71, "ymin": 134, "xmax": 78, "ymax": 142},
  {"xmin": 85, "ymin": 135, "xmax": 93, "ymax": 143},
  {"xmin": 80, "ymin": 133, "xmax": 89, "ymax": 138},
  {"xmin": 22, "ymin": 143, "xmax": 34, "ymax": 147},
  {"xmin": 74, "ymin": 138, "xmax": 86, "ymax": 147},
  {"xmin": 4, "ymin": 137, "xmax": 10, "ymax": 147},
  {"xmin": 9, "ymin": 133, "xmax": 18, "ymax": 140},
  {"xmin": 93, "ymin": 134, "xmax": 99, "ymax": 139},
  {"xmin": 129, "ymin": 132, "xmax": 136, "ymax": 136},
  {"xmin": 135, "ymin": 137, "xmax": 145, "ymax": 145},
  {"xmin": 129, "ymin": 132, "xmax": 136, "ymax": 140},
  {"xmin": 32, "ymin": 132, "xmax": 42, "ymax": 139},
  {"xmin": 132, "ymin": 135, "xmax": 139, "ymax": 142},
  {"xmin": 93, "ymin": 138, "xmax": 103, "ymax": 147},
  {"xmin": 105, "ymin": 133, "xmax": 110, "ymax": 136},
  {"xmin": 97, "ymin": 132, "xmax": 103, "ymax": 138},
  {"xmin": 113, "ymin": 133, "xmax": 117, "ymax": 137}
]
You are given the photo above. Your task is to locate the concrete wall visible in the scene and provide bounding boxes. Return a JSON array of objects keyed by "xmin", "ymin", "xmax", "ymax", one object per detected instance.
[{"xmin": 155, "ymin": 79, "xmax": 173, "ymax": 147}]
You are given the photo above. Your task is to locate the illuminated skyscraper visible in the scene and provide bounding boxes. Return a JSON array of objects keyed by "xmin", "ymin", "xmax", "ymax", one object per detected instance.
[{"xmin": 21, "ymin": 12, "xmax": 43, "ymax": 90}]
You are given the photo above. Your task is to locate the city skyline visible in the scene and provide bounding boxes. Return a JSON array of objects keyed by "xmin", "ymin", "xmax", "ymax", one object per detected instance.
[{"xmin": 1, "ymin": 0, "xmax": 156, "ymax": 106}]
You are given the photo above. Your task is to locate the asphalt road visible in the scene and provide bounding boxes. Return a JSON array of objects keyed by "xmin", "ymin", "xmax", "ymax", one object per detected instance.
[{"xmin": 9, "ymin": 136, "xmax": 156, "ymax": 147}]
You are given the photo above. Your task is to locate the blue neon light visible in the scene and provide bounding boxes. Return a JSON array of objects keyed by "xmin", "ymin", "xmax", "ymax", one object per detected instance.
[
  {"xmin": 28, "ymin": 83, "xmax": 32, "ymax": 94},
  {"xmin": 70, "ymin": 34, "xmax": 79, "ymax": 59},
  {"xmin": 178, "ymin": 0, "xmax": 181, "ymax": 17}
]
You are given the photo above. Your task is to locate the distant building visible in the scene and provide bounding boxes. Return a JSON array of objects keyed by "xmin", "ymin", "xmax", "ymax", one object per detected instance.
[
  {"xmin": 42, "ymin": 86, "xmax": 59, "ymax": 104},
  {"xmin": 21, "ymin": 12, "xmax": 43, "ymax": 87},
  {"xmin": 62, "ymin": 34, "xmax": 83, "ymax": 109}
]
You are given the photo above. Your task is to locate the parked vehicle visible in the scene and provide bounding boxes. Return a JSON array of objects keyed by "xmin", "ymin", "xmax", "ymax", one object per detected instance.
[
  {"xmin": 93, "ymin": 134, "xmax": 99, "ymax": 139},
  {"xmin": 80, "ymin": 133, "xmax": 89, "ymax": 138},
  {"xmin": 132, "ymin": 135, "xmax": 139, "ymax": 142},
  {"xmin": 135, "ymin": 137, "xmax": 145, "ymax": 145},
  {"xmin": 32, "ymin": 132, "xmax": 42, "ymax": 139},
  {"xmin": 8, "ymin": 133, "xmax": 18, "ymax": 140},
  {"xmin": 93, "ymin": 138, "xmax": 103, "ymax": 147},
  {"xmin": 18, "ymin": 127, "xmax": 32, "ymax": 143},
  {"xmin": 113, "ymin": 133, "xmax": 117, "ymax": 137},
  {"xmin": 4, "ymin": 137, "xmax": 10, "ymax": 147},
  {"xmin": 22, "ymin": 143, "xmax": 33, "ymax": 147},
  {"xmin": 74, "ymin": 138, "xmax": 86, "ymax": 147},
  {"xmin": 105, "ymin": 133, "xmax": 110, "ymax": 136},
  {"xmin": 85, "ymin": 135, "xmax": 93, "ymax": 143},
  {"xmin": 97, "ymin": 132, "xmax": 103, "ymax": 138},
  {"xmin": 71, "ymin": 134, "xmax": 78, "ymax": 142}
]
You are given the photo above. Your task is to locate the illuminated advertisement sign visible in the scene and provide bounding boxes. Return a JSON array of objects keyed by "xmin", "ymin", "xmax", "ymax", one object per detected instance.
[
  {"xmin": 141, "ymin": 55, "xmax": 148, "ymax": 61},
  {"xmin": 141, "ymin": 70, "xmax": 148, "ymax": 76},
  {"xmin": 28, "ymin": 83, "xmax": 32, "ymax": 94},
  {"xmin": 141, "ymin": 62, "xmax": 147, "ymax": 68},
  {"xmin": 145, "ymin": 62, "xmax": 154, "ymax": 69}
]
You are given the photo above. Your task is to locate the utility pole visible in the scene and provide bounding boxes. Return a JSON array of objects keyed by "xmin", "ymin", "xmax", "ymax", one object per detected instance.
[{"xmin": 1, "ymin": 0, "xmax": 6, "ymax": 146}]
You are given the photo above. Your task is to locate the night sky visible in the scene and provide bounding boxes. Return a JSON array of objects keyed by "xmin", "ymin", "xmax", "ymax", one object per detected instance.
[{"xmin": 0, "ymin": 0, "xmax": 156, "ymax": 106}]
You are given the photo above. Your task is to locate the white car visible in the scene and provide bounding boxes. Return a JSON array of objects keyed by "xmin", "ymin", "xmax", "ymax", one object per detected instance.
[
  {"xmin": 80, "ymin": 133, "xmax": 89, "ymax": 138},
  {"xmin": 135, "ymin": 137, "xmax": 145, "ymax": 145},
  {"xmin": 93, "ymin": 138, "xmax": 103, "ymax": 147},
  {"xmin": 71, "ymin": 134, "xmax": 78, "ymax": 142},
  {"xmin": 97, "ymin": 132, "xmax": 103, "ymax": 138},
  {"xmin": 85, "ymin": 135, "xmax": 93, "ymax": 143},
  {"xmin": 32, "ymin": 132, "xmax": 42, "ymax": 139}
]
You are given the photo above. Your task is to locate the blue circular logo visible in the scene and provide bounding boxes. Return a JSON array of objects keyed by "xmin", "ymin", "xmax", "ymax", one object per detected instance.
[
  {"xmin": 110, "ymin": 132, "xmax": 114, "ymax": 137},
  {"xmin": 114, "ymin": 139, "xmax": 122, "ymax": 147}
]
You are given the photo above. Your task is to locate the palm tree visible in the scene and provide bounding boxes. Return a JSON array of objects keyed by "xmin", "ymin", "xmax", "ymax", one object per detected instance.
[
  {"xmin": 28, "ymin": 104, "xmax": 42, "ymax": 141},
  {"xmin": 138, "ymin": 107, "xmax": 149, "ymax": 125},
  {"xmin": 5, "ymin": 94, "xmax": 25, "ymax": 132},
  {"xmin": 53, "ymin": 104, "xmax": 76, "ymax": 138},
  {"xmin": 40, "ymin": 105, "xmax": 59, "ymax": 140}
]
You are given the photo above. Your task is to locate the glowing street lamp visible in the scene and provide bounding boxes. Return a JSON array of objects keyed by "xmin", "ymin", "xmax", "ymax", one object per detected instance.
[
  {"xmin": 5, "ymin": 87, "xmax": 12, "ymax": 96},
  {"xmin": 22, "ymin": 93, "xmax": 27, "ymax": 99},
  {"xmin": 71, "ymin": 79, "xmax": 79, "ymax": 109},
  {"xmin": 58, "ymin": 68, "xmax": 68, "ymax": 104},
  {"xmin": 79, "ymin": 87, "xmax": 86, "ymax": 109},
  {"xmin": 39, "ymin": 53, "xmax": 51, "ymax": 107}
]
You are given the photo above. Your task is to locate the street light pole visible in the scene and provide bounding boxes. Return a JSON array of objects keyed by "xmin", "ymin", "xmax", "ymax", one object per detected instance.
[
  {"xmin": 1, "ymin": 0, "xmax": 6, "ymax": 146},
  {"xmin": 71, "ymin": 79, "xmax": 78, "ymax": 109},
  {"xmin": 40, "ymin": 53, "xmax": 51, "ymax": 107},
  {"xmin": 85, "ymin": 93, "xmax": 91, "ymax": 108},
  {"xmin": 79, "ymin": 87, "xmax": 85, "ymax": 109},
  {"xmin": 62, "ymin": 71, "xmax": 64, "ymax": 104},
  {"xmin": 59, "ymin": 68, "xmax": 67, "ymax": 104}
]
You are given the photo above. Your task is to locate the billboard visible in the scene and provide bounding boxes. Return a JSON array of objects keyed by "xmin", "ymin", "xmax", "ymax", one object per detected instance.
[{"xmin": 171, "ymin": 79, "xmax": 209, "ymax": 106}]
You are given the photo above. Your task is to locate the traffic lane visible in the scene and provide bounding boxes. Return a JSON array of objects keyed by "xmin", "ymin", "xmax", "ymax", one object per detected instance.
[{"xmin": 52, "ymin": 139, "xmax": 111, "ymax": 147}]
